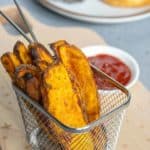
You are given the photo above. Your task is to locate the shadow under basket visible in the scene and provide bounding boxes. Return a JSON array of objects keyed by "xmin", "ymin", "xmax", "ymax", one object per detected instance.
[{"xmin": 13, "ymin": 67, "xmax": 131, "ymax": 150}]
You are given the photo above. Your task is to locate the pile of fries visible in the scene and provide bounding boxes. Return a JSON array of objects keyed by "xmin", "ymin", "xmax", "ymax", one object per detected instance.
[{"xmin": 1, "ymin": 40, "xmax": 106, "ymax": 149}]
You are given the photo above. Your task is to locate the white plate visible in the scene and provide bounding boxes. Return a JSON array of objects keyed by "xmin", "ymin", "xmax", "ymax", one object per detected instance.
[
  {"xmin": 82, "ymin": 45, "xmax": 140, "ymax": 89},
  {"xmin": 37, "ymin": 0, "xmax": 150, "ymax": 23}
]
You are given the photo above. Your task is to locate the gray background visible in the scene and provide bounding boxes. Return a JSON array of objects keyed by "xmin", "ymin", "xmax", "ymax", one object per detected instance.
[{"xmin": 0, "ymin": 0, "xmax": 150, "ymax": 89}]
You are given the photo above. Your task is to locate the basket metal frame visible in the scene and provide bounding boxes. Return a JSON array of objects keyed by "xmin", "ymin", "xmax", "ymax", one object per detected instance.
[{"xmin": 13, "ymin": 65, "xmax": 131, "ymax": 134}]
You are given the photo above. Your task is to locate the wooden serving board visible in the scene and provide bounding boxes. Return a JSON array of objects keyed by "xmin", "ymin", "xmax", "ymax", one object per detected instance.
[{"xmin": 0, "ymin": 7, "xmax": 149, "ymax": 150}]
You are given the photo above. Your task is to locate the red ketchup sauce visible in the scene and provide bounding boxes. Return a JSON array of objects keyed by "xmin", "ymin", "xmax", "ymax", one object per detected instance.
[{"xmin": 88, "ymin": 54, "xmax": 131, "ymax": 90}]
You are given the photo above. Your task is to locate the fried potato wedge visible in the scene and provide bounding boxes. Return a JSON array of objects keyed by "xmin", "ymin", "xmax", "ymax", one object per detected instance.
[
  {"xmin": 26, "ymin": 76, "xmax": 41, "ymax": 102},
  {"xmin": 15, "ymin": 64, "xmax": 41, "ymax": 102},
  {"xmin": 1, "ymin": 52, "xmax": 21, "ymax": 79},
  {"xmin": 50, "ymin": 40, "xmax": 68, "ymax": 59},
  {"xmin": 29, "ymin": 43, "xmax": 53, "ymax": 64},
  {"xmin": 13, "ymin": 41, "xmax": 32, "ymax": 64},
  {"xmin": 70, "ymin": 133, "xmax": 94, "ymax": 150},
  {"xmin": 42, "ymin": 63, "xmax": 86, "ymax": 127},
  {"xmin": 37, "ymin": 118, "xmax": 94, "ymax": 150},
  {"xmin": 34, "ymin": 60, "xmax": 50, "ymax": 71},
  {"xmin": 54, "ymin": 44, "xmax": 100, "ymax": 123},
  {"xmin": 15, "ymin": 64, "xmax": 38, "ymax": 78},
  {"xmin": 50, "ymin": 40, "xmax": 68, "ymax": 51},
  {"xmin": 42, "ymin": 63, "xmax": 94, "ymax": 149},
  {"xmin": 91, "ymin": 126, "xmax": 107, "ymax": 150}
]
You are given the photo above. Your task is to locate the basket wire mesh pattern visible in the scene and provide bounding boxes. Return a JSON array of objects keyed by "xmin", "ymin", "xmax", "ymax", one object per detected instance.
[{"xmin": 13, "ymin": 67, "xmax": 130, "ymax": 150}]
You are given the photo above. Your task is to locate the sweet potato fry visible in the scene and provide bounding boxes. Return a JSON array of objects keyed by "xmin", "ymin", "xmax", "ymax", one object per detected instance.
[
  {"xmin": 26, "ymin": 76, "xmax": 41, "ymax": 102},
  {"xmin": 50, "ymin": 40, "xmax": 68, "ymax": 51},
  {"xmin": 29, "ymin": 43, "xmax": 53, "ymax": 64},
  {"xmin": 42, "ymin": 63, "xmax": 95, "ymax": 149},
  {"xmin": 13, "ymin": 41, "xmax": 32, "ymax": 64},
  {"xmin": 15, "ymin": 64, "xmax": 37, "ymax": 78},
  {"xmin": 70, "ymin": 133, "xmax": 95, "ymax": 150},
  {"xmin": 54, "ymin": 44, "xmax": 100, "ymax": 123},
  {"xmin": 34, "ymin": 60, "xmax": 50, "ymax": 71},
  {"xmin": 15, "ymin": 64, "xmax": 41, "ymax": 102},
  {"xmin": 67, "ymin": 133, "xmax": 94, "ymax": 150},
  {"xmin": 1, "ymin": 52, "xmax": 21, "ymax": 79},
  {"xmin": 91, "ymin": 125, "xmax": 107, "ymax": 150},
  {"xmin": 50, "ymin": 40, "xmax": 68, "ymax": 59},
  {"xmin": 42, "ymin": 63, "xmax": 86, "ymax": 127}
]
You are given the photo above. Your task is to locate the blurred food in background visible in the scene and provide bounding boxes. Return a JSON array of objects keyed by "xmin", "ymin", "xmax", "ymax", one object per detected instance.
[{"xmin": 104, "ymin": 0, "xmax": 150, "ymax": 7}]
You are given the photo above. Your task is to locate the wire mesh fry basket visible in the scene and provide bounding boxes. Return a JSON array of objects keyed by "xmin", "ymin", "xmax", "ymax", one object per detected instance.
[{"xmin": 13, "ymin": 65, "xmax": 131, "ymax": 150}]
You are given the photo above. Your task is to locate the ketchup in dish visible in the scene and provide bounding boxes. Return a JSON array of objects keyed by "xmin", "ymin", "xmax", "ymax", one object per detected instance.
[{"xmin": 88, "ymin": 54, "xmax": 131, "ymax": 89}]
